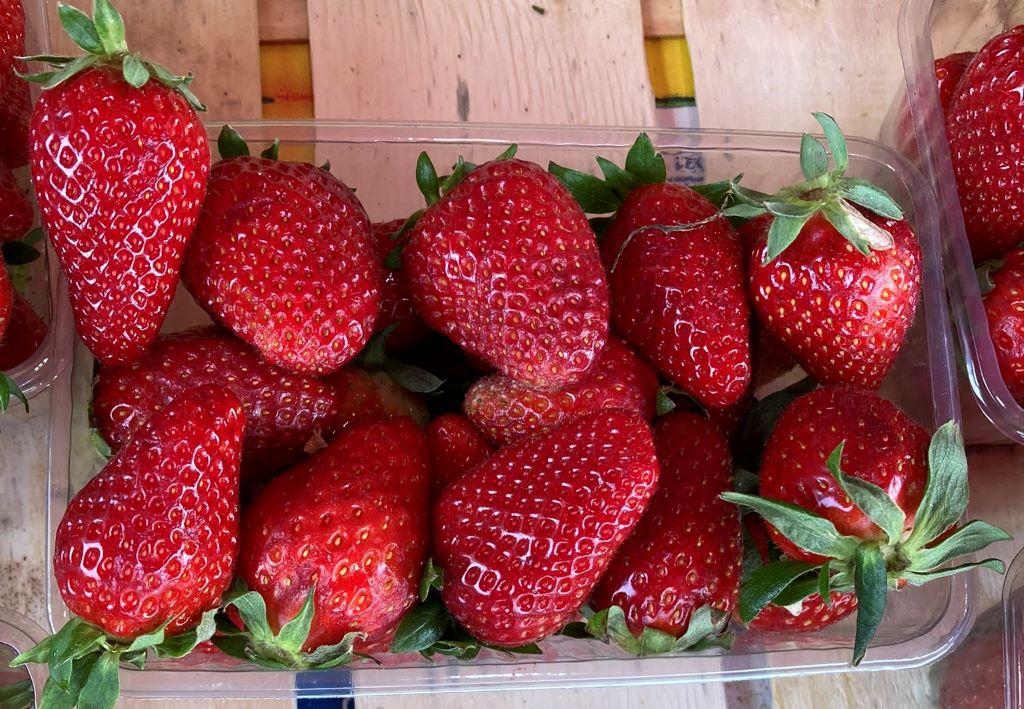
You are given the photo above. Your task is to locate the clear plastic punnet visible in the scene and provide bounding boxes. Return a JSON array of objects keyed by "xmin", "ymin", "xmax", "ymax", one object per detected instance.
[
  {"xmin": 6, "ymin": 0, "xmax": 72, "ymax": 401},
  {"xmin": 885, "ymin": 0, "xmax": 1024, "ymax": 445},
  {"xmin": 40, "ymin": 121, "xmax": 971, "ymax": 700}
]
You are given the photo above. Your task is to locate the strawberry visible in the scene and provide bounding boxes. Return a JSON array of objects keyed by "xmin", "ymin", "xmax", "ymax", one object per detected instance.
[
  {"xmin": 935, "ymin": 51, "xmax": 973, "ymax": 116},
  {"xmin": 0, "ymin": 264, "xmax": 27, "ymax": 412},
  {"xmin": 0, "ymin": 0, "xmax": 24, "ymax": 102},
  {"xmin": 12, "ymin": 384, "xmax": 244, "ymax": 706},
  {"xmin": 372, "ymin": 218, "xmax": 431, "ymax": 351},
  {"xmin": 91, "ymin": 327, "xmax": 342, "ymax": 483},
  {"xmin": 0, "ymin": 291, "xmax": 45, "ymax": 371},
  {"xmin": 434, "ymin": 410, "xmax": 659, "ymax": 647},
  {"xmin": 183, "ymin": 127, "xmax": 380, "ymax": 375},
  {"xmin": 0, "ymin": 71, "xmax": 29, "ymax": 168},
  {"xmin": 25, "ymin": 2, "xmax": 210, "ymax": 367},
  {"xmin": 0, "ymin": 162, "xmax": 31, "ymax": 242},
  {"xmin": 403, "ymin": 153, "xmax": 609, "ymax": 388},
  {"xmin": 426, "ymin": 413, "xmax": 494, "ymax": 493},
  {"xmin": 463, "ymin": 336, "xmax": 658, "ymax": 445},
  {"xmin": 601, "ymin": 182, "xmax": 752, "ymax": 408},
  {"xmin": 327, "ymin": 366, "xmax": 428, "ymax": 431},
  {"xmin": 739, "ymin": 115, "xmax": 921, "ymax": 389},
  {"xmin": 747, "ymin": 590, "xmax": 857, "ymax": 632},
  {"xmin": 981, "ymin": 249, "xmax": 1024, "ymax": 402},
  {"xmin": 588, "ymin": 412, "xmax": 739, "ymax": 654},
  {"xmin": 0, "ymin": 260, "xmax": 11, "ymax": 341},
  {"xmin": 725, "ymin": 386, "xmax": 1010, "ymax": 664},
  {"xmin": 947, "ymin": 26, "xmax": 1024, "ymax": 260},
  {"xmin": 225, "ymin": 417, "xmax": 430, "ymax": 665}
]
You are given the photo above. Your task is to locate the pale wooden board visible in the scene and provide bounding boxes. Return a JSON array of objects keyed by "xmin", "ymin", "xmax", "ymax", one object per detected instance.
[
  {"xmin": 680, "ymin": 0, "xmax": 905, "ymax": 136},
  {"xmin": 642, "ymin": 0, "xmax": 684, "ymax": 37},
  {"xmin": 307, "ymin": 0, "xmax": 655, "ymax": 126},
  {"xmin": 46, "ymin": 0, "xmax": 263, "ymax": 121},
  {"xmin": 258, "ymin": 0, "xmax": 310, "ymax": 42}
]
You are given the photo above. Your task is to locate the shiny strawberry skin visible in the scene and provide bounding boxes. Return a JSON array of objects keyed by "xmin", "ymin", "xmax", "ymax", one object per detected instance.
[
  {"xmin": 601, "ymin": 182, "xmax": 751, "ymax": 409},
  {"xmin": 372, "ymin": 219, "xmax": 431, "ymax": 351},
  {"xmin": 0, "ymin": 265, "xmax": 11, "ymax": 341},
  {"xmin": 31, "ymin": 67, "xmax": 209, "ymax": 366},
  {"xmin": 748, "ymin": 591, "xmax": 857, "ymax": 632},
  {"xmin": 591, "ymin": 412, "xmax": 741, "ymax": 636},
  {"xmin": 91, "ymin": 327, "xmax": 342, "ymax": 483},
  {"xmin": 759, "ymin": 387, "xmax": 929, "ymax": 564},
  {"xmin": 947, "ymin": 26, "xmax": 1024, "ymax": 260},
  {"xmin": 239, "ymin": 418, "xmax": 430, "ymax": 651},
  {"xmin": 326, "ymin": 367, "xmax": 428, "ymax": 431},
  {"xmin": 0, "ymin": 291, "xmax": 44, "ymax": 370},
  {"xmin": 183, "ymin": 156, "xmax": 380, "ymax": 374},
  {"xmin": 434, "ymin": 410, "xmax": 659, "ymax": 646},
  {"xmin": 0, "ymin": 0, "xmax": 24, "ymax": 102},
  {"xmin": 463, "ymin": 336, "xmax": 658, "ymax": 445},
  {"xmin": 0, "ymin": 74, "xmax": 29, "ymax": 168},
  {"xmin": 746, "ymin": 212, "xmax": 921, "ymax": 389},
  {"xmin": 426, "ymin": 412, "xmax": 494, "ymax": 494},
  {"xmin": 54, "ymin": 386, "xmax": 243, "ymax": 639},
  {"xmin": 0, "ymin": 161, "xmax": 31, "ymax": 241},
  {"xmin": 404, "ymin": 158, "xmax": 609, "ymax": 388},
  {"xmin": 983, "ymin": 248, "xmax": 1024, "ymax": 402},
  {"xmin": 935, "ymin": 51, "xmax": 973, "ymax": 116}
]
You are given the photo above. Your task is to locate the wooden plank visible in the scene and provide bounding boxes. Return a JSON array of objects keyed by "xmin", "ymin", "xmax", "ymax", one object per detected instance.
[
  {"xmin": 307, "ymin": 0, "xmax": 655, "ymax": 126},
  {"xmin": 258, "ymin": 0, "xmax": 309, "ymax": 42},
  {"xmin": 681, "ymin": 0, "xmax": 904, "ymax": 136},
  {"xmin": 46, "ymin": 0, "xmax": 263, "ymax": 121},
  {"xmin": 642, "ymin": 0, "xmax": 684, "ymax": 37}
]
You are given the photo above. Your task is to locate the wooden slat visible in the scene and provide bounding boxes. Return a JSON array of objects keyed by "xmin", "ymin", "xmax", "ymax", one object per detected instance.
[
  {"xmin": 681, "ymin": 0, "xmax": 904, "ymax": 137},
  {"xmin": 642, "ymin": 0, "xmax": 684, "ymax": 37},
  {"xmin": 307, "ymin": 0, "xmax": 655, "ymax": 126},
  {"xmin": 258, "ymin": 0, "xmax": 309, "ymax": 42},
  {"xmin": 46, "ymin": 0, "xmax": 263, "ymax": 121}
]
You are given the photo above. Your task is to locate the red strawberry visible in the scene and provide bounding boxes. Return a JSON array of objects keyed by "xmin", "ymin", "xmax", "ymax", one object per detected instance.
[
  {"xmin": 404, "ymin": 156, "xmax": 609, "ymax": 388},
  {"xmin": 982, "ymin": 249, "xmax": 1024, "ymax": 402},
  {"xmin": 601, "ymin": 182, "xmax": 752, "ymax": 408},
  {"xmin": 327, "ymin": 366, "xmax": 428, "ymax": 431},
  {"xmin": 434, "ymin": 410, "xmax": 659, "ymax": 646},
  {"xmin": 947, "ymin": 26, "xmax": 1024, "ymax": 260},
  {"xmin": 935, "ymin": 51, "xmax": 974, "ymax": 116},
  {"xmin": 724, "ymin": 387, "xmax": 1009, "ymax": 664},
  {"xmin": 0, "ymin": 161, "xmax": 31, "ymax": 241},
  {"xmin": 0, "ymin": 291, "xmax": 45, "ymax": 370},
  {"xmin": 91, "ymin": 327, "xmax": 342, "ymax": 483},
  {"xmin": 12, "ymin": 385, "xmax": 244, "ymax": 706},
  {"xmin": 235, "ymin": 418, "xmax": 430, "ymax": 660},
  {"xmin": 426, "ymin": 412, "xmax": 494, "ymax": 493},
  {"xmin": 183, "ymin": 138, "xmax": 380, "ymax": 375},
  {"xmin": 756, "ymin": 387, "xmax": 929, "ymax": 562},
  {"xmin": 746, "ymin": 211, "xmax": 921, "ymax": 389},
  {"xmin": 372, "ymin": 218, "xmax": 431, "ymax": 351},
  {"xmin": 0, "ymin": 0, "xmax": 24, "ymax": 102},
  {"xmin": 0, "ymin": 69, "xmax": 29, "ymax": 168},
  {"xmin": 463, "ymin": 336, "xmax": 658, "ymax": 445},
  {"xmin": 590, "ymin": 412, "xmax": 741, "ymax": 643},
  {"xmin": 0, "ymin": 263, "xmax": 11, "ymax": 341},
  {"xmin": 748, "ymin": 590, "xmax": 857, "ymax": 632},
  {"xmin": 27, "ymin": 4, "xmax": 210, "ymax": 367}
]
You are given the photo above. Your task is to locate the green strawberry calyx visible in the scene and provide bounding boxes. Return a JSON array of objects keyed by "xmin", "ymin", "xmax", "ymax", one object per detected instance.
[
  {"xmin": 389, "ymin": 559, "xmax": 541, "ymax": 660},
  {"xmin": 719, "ymin": 113, "xmax": 905, "ymax": 263},
  {"xmin": 976, "ymin": 258, "xmax": 1006, "ymax": 296},
  {"xmin": 570, "ymin": 604, "xmax": 732, "ymax": 658},
  {"xmin": 18, "ymin": 0, "xmax": 206, "ymax": 111},
  {"xmin": 357, "ymin": 326, "xmax": 444, "ymax": 395},
  {"xmin": 214, "ymin": 580, "xmax": 364, "ymax": 670},
  {"xmin": 0, "ymin": 372, "xmax": 29, "ymax": 413},
  {"xmin": 9, "ymin": 609, "xmax": 217, "ymax": 709},
  {"xmin": 722, "ymin": 420, "xmax": 1011, "ymax": 666},
  {"xmin": 216, "ymin": 125, "xmax": 281, "ymax": 162}
]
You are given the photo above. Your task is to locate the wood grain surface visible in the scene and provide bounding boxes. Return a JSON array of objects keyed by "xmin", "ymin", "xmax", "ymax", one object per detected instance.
[{"xmin": 307, "ymin": 0, "xmax": 655, "ymax": 126}]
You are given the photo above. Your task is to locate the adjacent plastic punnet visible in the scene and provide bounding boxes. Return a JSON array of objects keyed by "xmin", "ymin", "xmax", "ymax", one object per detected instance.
[
  {"xmin": 6, "ymin": 1, "xmax": 71, "ymax": 401},
  {"xmin": 41, "ymin": 121, "xmax": 971, "ymax": 699},
  {"xmin": 885, "ymin": 0, "xmax": 1024, "ymax": 445}
]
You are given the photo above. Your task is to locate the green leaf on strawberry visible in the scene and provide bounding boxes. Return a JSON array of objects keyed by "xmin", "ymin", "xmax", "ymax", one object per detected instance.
[
  {"xmin": 723, "ymin": 420, "xmax": 1011, "ymax": 665},
  {"xmin": 582, "ymin": 605, "xmax": 731, "ymax": 657},
  {"xmin": 0, "ymin": 679, "xmax": 33, "ymax": 709},
  {"xmin": 20, "ymin": 0, "xmax": 207, "ymax": 110},
  {"xmin": 0, "ymin": 372, "xmax": 28, "ymax": 413}
]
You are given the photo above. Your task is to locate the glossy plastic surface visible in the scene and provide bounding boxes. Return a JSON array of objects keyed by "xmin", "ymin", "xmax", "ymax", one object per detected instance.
[
  {"xmin": 42, "ymin": 121, "xmax": 970, "ymax": 699},
  {"xmin": 884, "ymin": 0, "xmax": 1024, "ymax": 444},
  {"xmin": 1005, "ymin": 549, "xmax": 1024, "ymax": 708},
  {"xmin": 8, "ymin": 0, "xmax": 71, "ymax": 400},
  {"xmin": 0, "ymin": 608, "xmax": 48, "ymax": 706}
]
